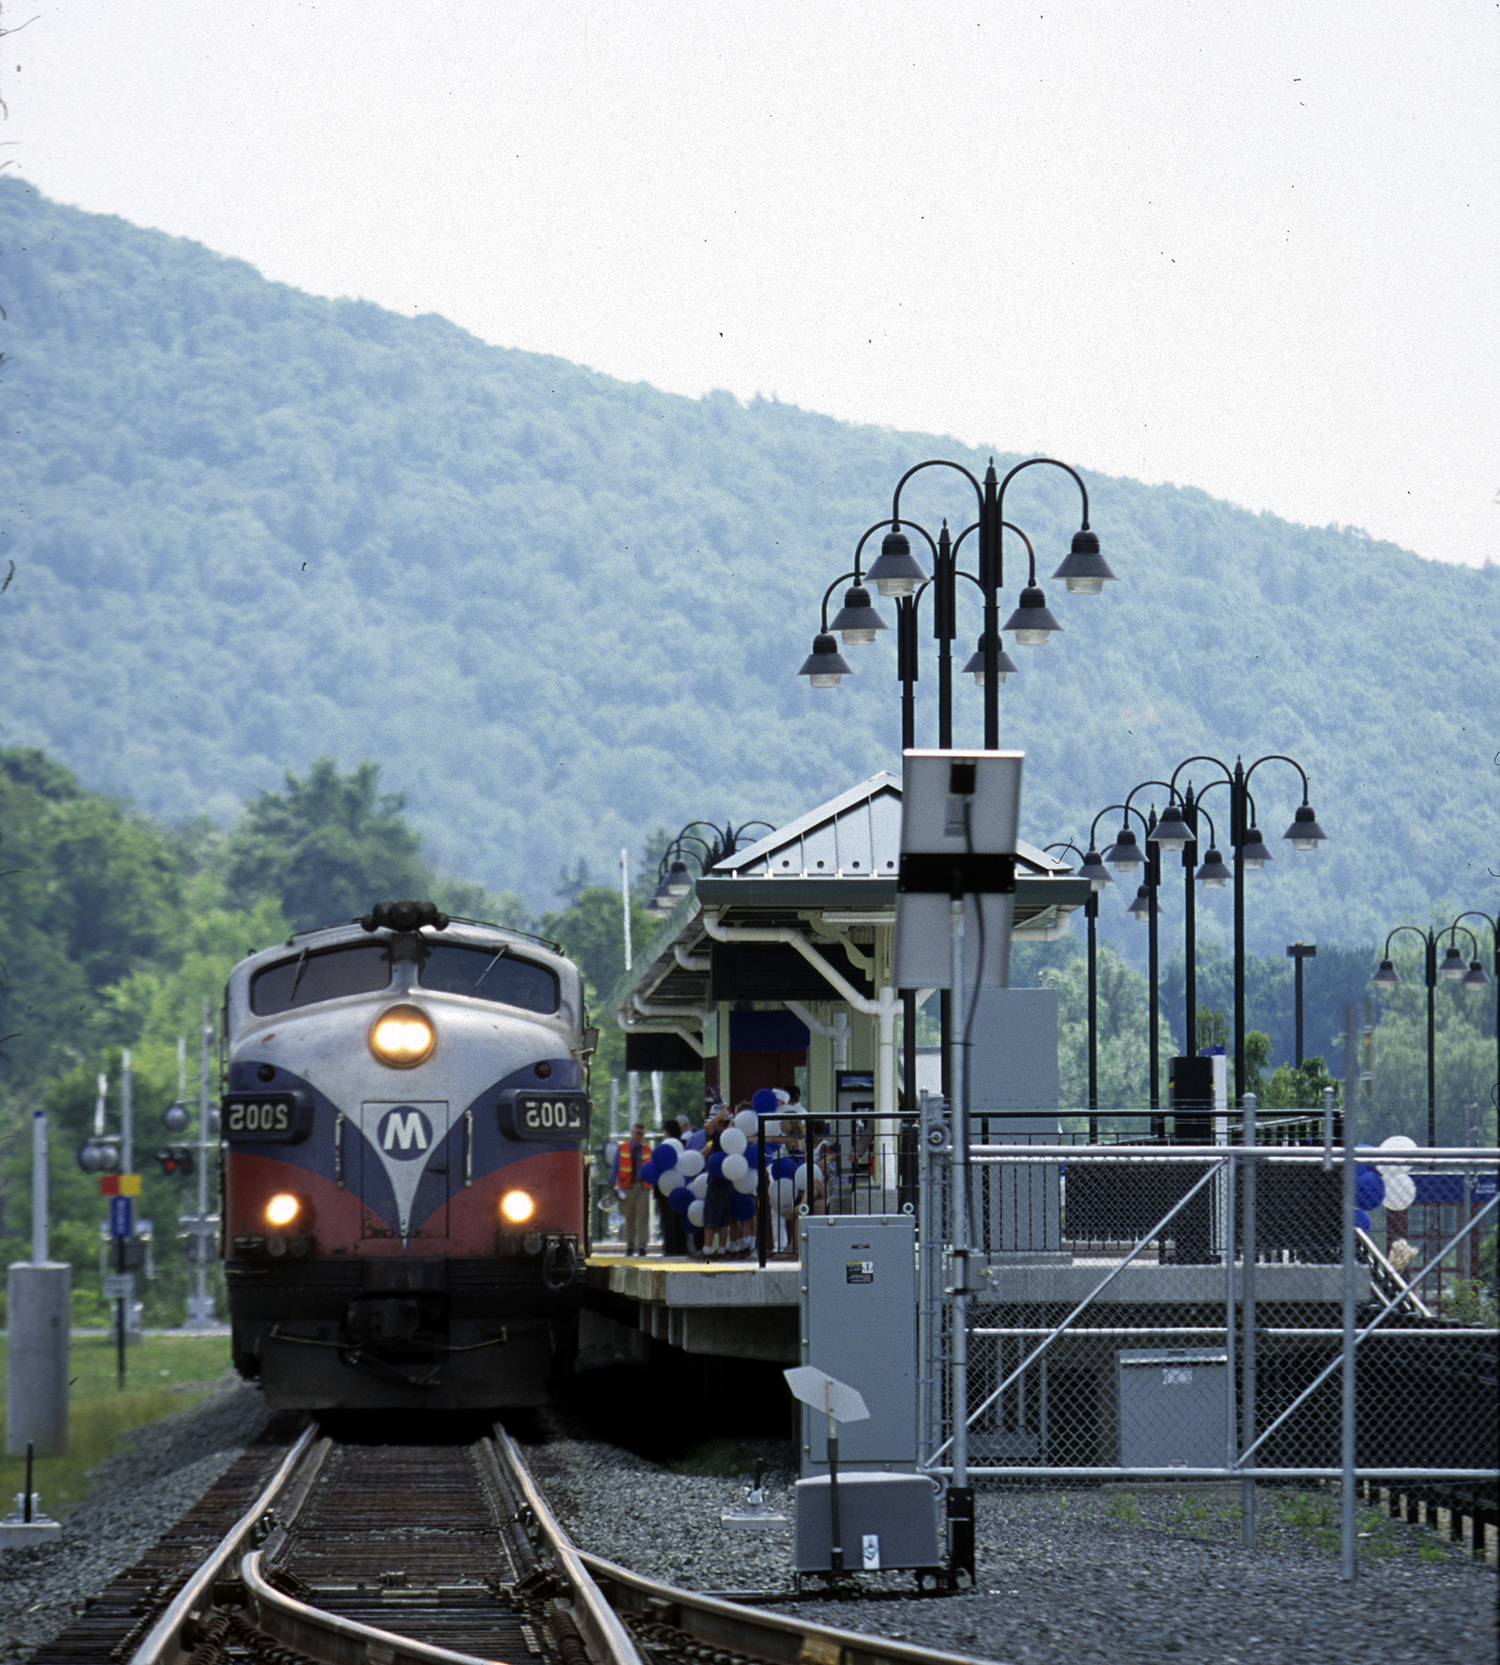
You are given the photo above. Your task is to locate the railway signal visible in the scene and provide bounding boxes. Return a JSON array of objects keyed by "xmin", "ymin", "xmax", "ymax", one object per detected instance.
[{"xmin": 155, "ymin": 1146, "xmax": 195, "ymax": 1177}]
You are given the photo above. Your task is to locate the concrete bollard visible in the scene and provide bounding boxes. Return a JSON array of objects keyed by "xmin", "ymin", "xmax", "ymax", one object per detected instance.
[{"xmin": 5, "ymin": 1262, "xmax": 71, "ymax": 1456}]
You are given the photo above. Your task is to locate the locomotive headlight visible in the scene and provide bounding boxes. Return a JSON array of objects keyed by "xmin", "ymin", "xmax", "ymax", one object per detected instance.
[
  {"xmin": 265, "ymin": 1193, "xmax": 301, "ymax": 1227},
  {"xmin": 369, "ymin": 1003, "xmax": 436, "ymax": 1068},
  {"xmin": 500, "ymin": 1190, "xmax": 536, "ymax": 1225}
]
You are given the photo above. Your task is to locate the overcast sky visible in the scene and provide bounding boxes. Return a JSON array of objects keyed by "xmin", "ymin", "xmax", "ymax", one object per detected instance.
[{"xmin": 6, "ymin": 1, "xmax": 1497, "ymax": 567}]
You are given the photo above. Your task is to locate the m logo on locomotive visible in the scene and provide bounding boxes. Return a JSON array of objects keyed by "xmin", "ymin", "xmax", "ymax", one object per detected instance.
[{"xmin": 379, "ymin": 1106, "xmax": 432, "ymax": 1157}]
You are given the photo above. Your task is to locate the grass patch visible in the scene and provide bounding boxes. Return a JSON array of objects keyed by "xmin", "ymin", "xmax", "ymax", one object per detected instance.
[
  {"xmin": 1, "ymin": 1331, "xmax": 232, "ymax": 1520},
  {"xmin": 667, "ymin": 1437, "xmax": 768, "ymax": 1479}
]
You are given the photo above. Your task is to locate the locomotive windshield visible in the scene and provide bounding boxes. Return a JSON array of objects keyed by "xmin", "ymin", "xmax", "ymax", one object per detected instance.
[
  {"xmin": 250, "ymin": 942, "xmax": 392, "ymax": 1015},
  {"xmin": 419, "ymin": 943, "xmax": 559, "ymax": 1014}
]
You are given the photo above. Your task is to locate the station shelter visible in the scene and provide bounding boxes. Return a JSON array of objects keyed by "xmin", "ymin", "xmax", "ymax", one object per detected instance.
[{"xmin": 612, "ymin": 770, "xmax": 1093, "ymax": 1137}]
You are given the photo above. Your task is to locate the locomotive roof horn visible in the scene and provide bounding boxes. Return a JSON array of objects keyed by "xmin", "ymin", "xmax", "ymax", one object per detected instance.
[{"xmin": 359, "ymin": 899, "xmax": 451, "ymax": 933}]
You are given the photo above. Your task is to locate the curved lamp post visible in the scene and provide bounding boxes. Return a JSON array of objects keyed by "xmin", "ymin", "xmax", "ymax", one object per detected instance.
[
  {"xmin": 1446, "ymin": 910, "xmax": 1498, "ymax": 1113},
  {"xmin": 1146, "ymin": 786, "xmax": 1233, "ymax": 1057},
  {"xmin": 1091, "ymin": 799, "xmax": 1165, "ymax": 1118},
  {"xmin": 799, "ymin": 516, "xmax": 1027, "ymax": 750},
  {"xmin": 1167, "ymin": 754, "xmax": 1329, "ymax": 1106},
  {"xmin": 645, "ymin": 820, "xmax": 776, "ymax": 916},
  {"xmin": 835, "ymin": 455, "xmax": 1112, "ymax": 750},
  {"xmin": 1046, "ymin": 839, "xmax": 1111, "ymax": 1138},
  {"xmin": 1372, "ymin": 919, "xmax": 1490, "ymax": 1144}
]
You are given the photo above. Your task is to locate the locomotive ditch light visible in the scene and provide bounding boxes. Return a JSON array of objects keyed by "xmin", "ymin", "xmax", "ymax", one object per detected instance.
[
  {"xmin": 369, "ymin": 1003, "xmax": 436, "ymax": 1067},
  {"xmin": 265, "ymin": 1193, "xmax": 302, "ymax": 1227},
  {"xmin": 500, "ymin": 1189, "xmax": 536, "ymax": 1225}
]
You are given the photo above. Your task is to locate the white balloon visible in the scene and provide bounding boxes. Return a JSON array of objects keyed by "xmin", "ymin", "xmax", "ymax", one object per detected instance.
[
  {"xmin": 1383, "ymin": 1170, "xmax": 1417, "ymax": 1211},
  {"xmin": 676, "ymin": 1147, "xmax": 705, "ymax": 1178},
  {"xmin": 732, "ymin": 1170, "xmax": 758, "ymax": 1195},
  {"xmin": 1380, "ymin": 1134, "xmax": 1419, "ymax": 1152},
  {"xmin": 720, "ymin": 1127, "xmax": 747, "ymax": 1156},
  {"xmin": 734, "ymin": 1109, "xmax": 759, "ymax": 1135},
  {"xmin": 772, "ymin": 1177, "xmax": 796, "ymax": 1211},
  {"xmin": 762, "ymin": 1119, "xmax": 782, "ymax": 1138},
  {"xmin": 687, "ymin": 1199, "xmax": 706, "ymax": 1227},
  {"xmin": 793, "ymin": 1161, "xmax": 808, "ymax": 1192},
  {"xmin": 722, "ymin": 1153, "xmax": 749, "ymax": 1184},
  {"xmin": 659, "ymin": 1137, "xmax": 684, "ymax": 1157},
  {"xmin": 690, "ymin": 1172, "xmax": 709, "ymax": 1199},
  {"xmin": 657, "ymin": 1171, "xmax": 678, "ymax": 1196}
]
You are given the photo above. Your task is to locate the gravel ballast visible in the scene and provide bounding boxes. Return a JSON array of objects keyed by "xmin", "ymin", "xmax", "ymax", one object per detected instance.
[
  {"xmin": 0, "ymin": 1376, "xmax": 271, "ymax": 1665},
  {"xmin": 526, "ymin": 1424, "xmax": 1498, "ymax": 1665},
  {"xmin": 3, "ymin": 1384, "xmax": 1492, "ymax": 1665}
]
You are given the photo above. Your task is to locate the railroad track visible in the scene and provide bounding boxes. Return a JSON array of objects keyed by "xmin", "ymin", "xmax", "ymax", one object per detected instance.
[{"xmin": 99, "ymin": 1423, "xmax": 989, "ymax": 1665}]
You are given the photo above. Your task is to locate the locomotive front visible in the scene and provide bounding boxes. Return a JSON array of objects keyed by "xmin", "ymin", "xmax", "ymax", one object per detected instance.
[{"xmin": 221, "ymin": 901, "xmax": 593, "ymax": 1410}]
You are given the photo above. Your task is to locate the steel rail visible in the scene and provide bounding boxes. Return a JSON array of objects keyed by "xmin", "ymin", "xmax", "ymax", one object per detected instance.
[
  {"xmin": 492, "ymin": 1424, "xmax": 1000, "ymax": 1665},
  {"xmin": 579, "ymin": 1550, "xmax": 991, "ymax": 1665},
  {"xmin": 128, "ymin": 1423, "xmax": 327, "ymax": 1665},
  {"xmin": 484, "ymin": 1424, "xmax": 647, "ymax": 1665},
  {"xmin": 240, "ymin": 1549, "xmax": 521, "ymax": 1665}
]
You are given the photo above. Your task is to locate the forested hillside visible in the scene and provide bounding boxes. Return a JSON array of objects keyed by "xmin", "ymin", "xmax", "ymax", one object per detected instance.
[{"xmin": 1, "ymin": 176, "xmax": 1496, "ymax": 958}]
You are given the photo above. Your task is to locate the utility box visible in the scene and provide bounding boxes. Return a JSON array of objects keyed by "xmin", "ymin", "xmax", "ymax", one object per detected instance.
[
  {"xmin": 793, "ymin": 1472, "xmax": 942, "ymax": 1574},
  {"xmin": 969, "ymin": 988, "xmax": 1063, "ymax": 1259},
  {"xmin": 1116, "ymin": 1347, "xmax": 1229, "ymax": 1469},
  {"xmin": 799, "ymin": 1216, "xmax": 917, "ymax": 1476}
]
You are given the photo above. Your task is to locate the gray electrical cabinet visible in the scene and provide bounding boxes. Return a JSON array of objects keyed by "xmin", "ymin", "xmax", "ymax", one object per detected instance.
[
  {"xmin": 793, "ymin": 1472, "xmax": 942, "ymax": 1575},
  {"xmin": 1116, "ymin": 1347, "xmax": 1229, "ymax": 1469},
  {"xmin": 798, "ymin": 1215, "xmax": 917, "ymax": 1476}
]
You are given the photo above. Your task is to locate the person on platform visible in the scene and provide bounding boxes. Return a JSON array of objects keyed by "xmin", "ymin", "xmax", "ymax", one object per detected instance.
[
  {"xmin": 656, "ymin": 1118, "xmax": 689, "ymax": 1256},
  {"xmin": 611, "ymin": 1121, "xmax": 653, "ymax": 1256},
  {"xmin": 701, "ymin": 1104, "xmax": 735, "ymax": 1256}
]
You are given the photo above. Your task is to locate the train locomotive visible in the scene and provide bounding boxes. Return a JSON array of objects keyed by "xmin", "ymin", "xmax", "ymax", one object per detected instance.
[{"xmin": 221, "ymin": 900, "xmax": 594, "ymax": 1410}]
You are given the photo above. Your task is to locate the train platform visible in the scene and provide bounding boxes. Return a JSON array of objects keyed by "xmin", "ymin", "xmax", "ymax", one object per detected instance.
[
  {"xmin": 579, "ymin": 1240, "xmax": 1372, "ymax": 1372},
  {"xmin": 581, "ymin": 1247, "xmax": 800, "ymax": 1365}
]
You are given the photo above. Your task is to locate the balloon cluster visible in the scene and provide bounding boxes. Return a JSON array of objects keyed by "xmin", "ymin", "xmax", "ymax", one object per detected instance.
[
  {"xmin": 1352, "ymin": 1134, "xmax": 1419, "ymax": 1232},
  {"xmin": 634, "ymin": 1091, "xmax": 814, "ymax": 1238}
]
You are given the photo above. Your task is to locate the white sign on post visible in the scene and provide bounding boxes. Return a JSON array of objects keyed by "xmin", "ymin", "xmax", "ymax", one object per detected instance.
[{"xmin": 783, "ymin": 1366, "xmax": 870, "ymax": 1425}]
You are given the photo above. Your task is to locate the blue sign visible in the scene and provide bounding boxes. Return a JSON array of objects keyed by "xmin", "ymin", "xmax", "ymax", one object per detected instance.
[{"xmin": 109, "ymin": 1195, "xmax": 133, "ymax": 1238}]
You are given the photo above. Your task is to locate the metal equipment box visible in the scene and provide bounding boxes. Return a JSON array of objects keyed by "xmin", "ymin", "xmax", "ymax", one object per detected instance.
[
  {"xmin": 798, "ymin": 1215, "xmax": 917, "ymax": 1476},
  {"xmin": 1116, "ymin": 1347, "xmax": 1229, "ymax": 1468},
  {"xmin": 793, "ymin": 1472, "xmax": 942, "ymax": 1573}
]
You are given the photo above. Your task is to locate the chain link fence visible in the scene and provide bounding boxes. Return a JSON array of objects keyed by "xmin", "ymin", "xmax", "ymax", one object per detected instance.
[{"xmin": 910, "ymin": 1109, "xmax": 1498, "ymax": 1564}]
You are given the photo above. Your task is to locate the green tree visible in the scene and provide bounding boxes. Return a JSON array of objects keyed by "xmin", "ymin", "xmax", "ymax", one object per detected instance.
[{"xmin": 224, "ymin": 757, "xmax": 430, "ymax": 931}]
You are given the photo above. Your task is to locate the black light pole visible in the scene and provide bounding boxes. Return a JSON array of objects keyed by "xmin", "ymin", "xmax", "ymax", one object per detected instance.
[
  {"xmin": 1148, "ymin": 789, "xmax": 1232, "ymax": 1056},
  {"xmin": 1046, "ymin": 840, "xmax": 1112, "ymax": 1138},
  {"xmin": 1168, "ymin": 754, "xmax": 1329, "ymax": 1107},
  {"xmin": 646, "ymin": 820, "xmax": 776, "ymax": 915},
  {"xmin": 1287, "ymin": 942, "xmax": 1317, "ymax": 1067},
  {"xmin": 866, "ymin": 456, "xmax": 1113, "ymax": 751},
  {"xmin": 1091, "ymin": 801, "xmax": 1164, "ymax": 1116},
  {"xmin": 1373, "ymin": 922, "xmax": 1485, "ymax": 1145},
  {"xmin": 800, "ymin": 517, "xmax": 1034, "ymax": 751},
  {"xmin": 1446, "ymin": 910, "xmax": 1498, "ymax": 1114}
]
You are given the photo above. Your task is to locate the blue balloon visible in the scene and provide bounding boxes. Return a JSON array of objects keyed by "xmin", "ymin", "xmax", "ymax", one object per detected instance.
[
  {"xmin": 707, "ymin": 1151, "xmax": 725, "ymax": 1177},
  {"xmin": 1353, "ymin": 1208, "xmax": 1372, "ymax": 1232},
  {"xmin": 744, "ymin": 1143, "xmax": 761, "ymax": 1167},
  {"xmin": 752, "ymin": 1087, "xmax": 779, "ymax": 1113},
  {"xmin": 654, "ymin": 1142, "xmax": 678, "ymax": 1171},
  {"xmin": 669, "ymin": 1185, "xmax": 693, "ymax": 1213},
  {"xmin": 772, "ymin": 1156, "xmax": 796, "ymax": 1180},
  {"xmin": 1354, "ymin": 1165, "xmax": 1385, "ymax": 1211},
  {"xmin": 639, "ymin": 1160, "xmax": 659, "ymax": 1186},
  {"xmin": 730, "ymin": 1192, "xmax": 758, "ymax": 1221}
]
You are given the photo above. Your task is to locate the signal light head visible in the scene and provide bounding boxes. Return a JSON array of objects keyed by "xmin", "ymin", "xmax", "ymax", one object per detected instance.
[{"xmin": 369, "ymin": 1003, "xmax": 436, "ymax": 1067}]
